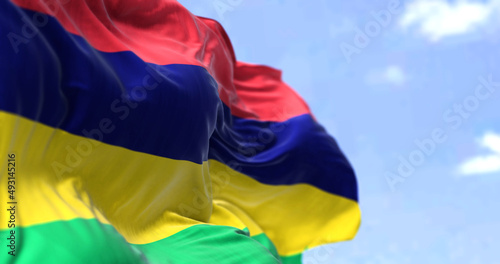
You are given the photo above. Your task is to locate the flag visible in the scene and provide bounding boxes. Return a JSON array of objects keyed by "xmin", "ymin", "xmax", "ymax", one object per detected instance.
[{"xmin": 0, "ymin": 0, "xmax": 360, "ymax": 263}]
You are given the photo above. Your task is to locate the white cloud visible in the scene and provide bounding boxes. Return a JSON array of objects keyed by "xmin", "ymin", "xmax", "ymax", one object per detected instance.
[
  {"xmin": 482, "ymin": 131, "xmax": 500, "ymax": 153},
  {"xmin": 458, "ymin": 132, "xmax": 500, "ymax": 175},
  {"xmin": 400, "ymin": 0, "xmax": 499, "ymax": 41},
  {"xmin": 365, "ymin": 65, "xmax": 407, "ymax": 87}
]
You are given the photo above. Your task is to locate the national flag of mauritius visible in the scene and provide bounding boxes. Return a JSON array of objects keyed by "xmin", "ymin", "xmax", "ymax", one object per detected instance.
[{"xmin": 0, "ymin": 0, "xmax": 360, "ymax": 263}]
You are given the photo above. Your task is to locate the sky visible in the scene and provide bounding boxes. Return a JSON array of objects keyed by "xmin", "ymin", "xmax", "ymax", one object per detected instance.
[{"xmin": 179, "ymin": 0, "xmax": 500, "ymax": 263}]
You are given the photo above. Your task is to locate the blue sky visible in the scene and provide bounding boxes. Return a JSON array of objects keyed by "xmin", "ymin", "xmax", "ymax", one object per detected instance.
[{"xmin": 179, "ymin": 0, "xmax": 500, "ymax": 263}]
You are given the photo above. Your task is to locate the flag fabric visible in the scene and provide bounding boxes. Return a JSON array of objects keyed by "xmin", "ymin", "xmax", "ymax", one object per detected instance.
[{"xmin": 0, "ymin": 1, "xmax": 360, "ymax": 263}]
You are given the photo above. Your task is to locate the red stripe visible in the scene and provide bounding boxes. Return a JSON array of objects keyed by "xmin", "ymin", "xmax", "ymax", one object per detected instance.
[
  {"xmin": 233, "ymin": 61, "xmax": 313, "ymax": 121},
  {"xmin": 12, "ymin": 0, "xmax": 311, "ymax": 122}
]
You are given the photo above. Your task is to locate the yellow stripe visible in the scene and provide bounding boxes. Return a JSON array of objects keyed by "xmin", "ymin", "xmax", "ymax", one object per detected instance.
[
  {"xmin": 208, "ymin": 160, "xmax": 361, "ymax": 257},
  {"xmin": 0, "ymin": 111, "xmax": 359, "ymax": 255},
  {"xmin": 0, "ymin": 111, "xmax": 240, "ymax": 244}
]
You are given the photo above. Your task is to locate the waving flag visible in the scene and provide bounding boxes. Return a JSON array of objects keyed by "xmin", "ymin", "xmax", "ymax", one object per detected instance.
[{"xmin": 0, "ymin": 0, "xmax": 360, "ymax": 263}]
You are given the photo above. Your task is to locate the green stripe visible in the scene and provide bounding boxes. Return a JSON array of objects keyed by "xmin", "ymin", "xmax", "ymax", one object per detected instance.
[
  {"xmin": 133, "ymin": 225, "xmax": 281, "ymax": 264},
  {"xmin": 2, "ymin": 218, "xmax": 303, "ymax": 264},
  {"xmin": 280, "ymin": 253, "xmax": 302, "ymax": 264},
  {"xmin": 0, "ymin": 219, "xmax": 145, "ymax": 264}
]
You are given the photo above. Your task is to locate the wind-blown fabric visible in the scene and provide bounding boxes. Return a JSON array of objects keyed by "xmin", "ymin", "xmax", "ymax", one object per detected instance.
[{"xmin": 0, "ymin": 1, "xmax": 360, "ymax": 263}]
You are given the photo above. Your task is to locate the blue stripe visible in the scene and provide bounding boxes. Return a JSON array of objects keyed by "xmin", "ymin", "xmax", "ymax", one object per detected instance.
[
  {"xmin": 210, "ymin": 105, "xmax": 358, "ymax": 201},
  {"xmin": 0, "ymin": 4, "xmax": 220, "ymax": 164},
  {"xmin": 0, "ymin": 4, "xmax": 357, "ymax": 201}
]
